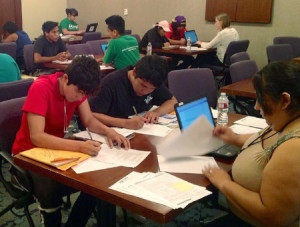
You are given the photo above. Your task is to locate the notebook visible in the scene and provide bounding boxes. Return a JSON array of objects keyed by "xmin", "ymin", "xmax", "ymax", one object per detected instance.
[
  {"xmin": 101, "ymin": 44, "xmax": 108, "ymax": 53},
  {"xmin": 175, "ymin": 96, "xmax": 239, "ymax": 159},
  {"xmin": 85, "ymin": 23, "xmax": 98, "ymax": 32},
  {"xmin": 184, "ymin": 30, "xmax": 199, "ymax": 45}
]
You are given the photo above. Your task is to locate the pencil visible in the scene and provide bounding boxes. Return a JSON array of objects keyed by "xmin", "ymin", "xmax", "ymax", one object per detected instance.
[
  {"xmin": 86, "ymin": 128, "xmax": 93, "ymax": 140},
  {"xmin": 132, "ymin": 106, "xmax": 138, "ymax": 116}
]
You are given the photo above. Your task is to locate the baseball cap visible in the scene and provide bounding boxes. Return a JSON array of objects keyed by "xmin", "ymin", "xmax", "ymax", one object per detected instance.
[
  {"xmin": 153, "ymin": 20, "xmax": 171, "ymax": 32},
  {"xmin": 174, "ymin": 16, "xmax": 186, "ymax": 26}
]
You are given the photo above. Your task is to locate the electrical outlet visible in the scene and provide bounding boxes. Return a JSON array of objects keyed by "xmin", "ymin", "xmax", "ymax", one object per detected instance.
[{"xmin": 124, "ymin": 8, "xmax": 128, "ymax": 16}]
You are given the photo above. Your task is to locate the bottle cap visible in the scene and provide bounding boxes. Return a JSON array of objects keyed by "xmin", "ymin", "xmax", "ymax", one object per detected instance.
[{"xmin": 220, "ymin": 92, "xmax": 226, "ymax": 96}]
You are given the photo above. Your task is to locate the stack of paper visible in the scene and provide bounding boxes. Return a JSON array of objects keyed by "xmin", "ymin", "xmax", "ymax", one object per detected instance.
[
  {"xmin": 230, "ymin": 116, "xmax": 267, "ymax": 134},
  {"xmin": 52, "ymin": 60, "xmax": 72, "ymax": 64},
  {"xmin": 110, "ymin": 171, "xmax": 211, "ymax": 209}
]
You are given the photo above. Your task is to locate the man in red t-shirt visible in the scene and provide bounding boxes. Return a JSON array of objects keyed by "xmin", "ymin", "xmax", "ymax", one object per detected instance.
[
  {"xmin": 12, "ymin": 56, "xmax": 128, "ymax": 226},
  {"xmin": 165, "ymin": 16, "xmax": 195, "ymax": 70}
]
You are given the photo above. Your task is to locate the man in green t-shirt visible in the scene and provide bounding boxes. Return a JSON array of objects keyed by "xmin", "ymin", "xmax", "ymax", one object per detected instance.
[
  {"xmin": 102, "ymin": 15, "xmax": 140, "ymax": 70},
  {"xmin": 59, "ymin": 8, "xmax": 84, "ymax": 35}
]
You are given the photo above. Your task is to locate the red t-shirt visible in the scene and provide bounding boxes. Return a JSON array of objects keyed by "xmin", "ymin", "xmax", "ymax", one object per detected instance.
[
  {"xmin": 165, "ymin": 23, "xmax": 187, "ymax": 40},
  {"xmin": 12, "ymin": 72, "xmax": 86, "ymax": 155}
]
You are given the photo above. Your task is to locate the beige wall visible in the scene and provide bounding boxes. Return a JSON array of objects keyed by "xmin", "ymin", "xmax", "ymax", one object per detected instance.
[
  {"xmin": 21, "ymin": 0, "xmax": 300, "ymax": 68},
  {"xmin": 22, "ymin": 0, "xmax": 67, "ymax": 39},
  {"xmin": 66, "ymin": 0, "xmax": 300, "ymax": 69}
]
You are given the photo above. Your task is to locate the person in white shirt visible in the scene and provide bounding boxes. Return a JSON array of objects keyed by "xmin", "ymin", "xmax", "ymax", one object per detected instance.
[{"xmin": 193, "ymin": 13, "xmax": 239, "ymax": 68}]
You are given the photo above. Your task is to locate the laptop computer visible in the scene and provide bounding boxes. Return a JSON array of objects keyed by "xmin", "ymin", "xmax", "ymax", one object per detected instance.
[
  {"xmin": 184, "ymin": 30, "xmax": 200, "ymax": 47},
  {"xmin": 175, "ymin": 96, "xmax": 239, "ymax": 159},
  {"xmin": 101, "ymin": 44, "xmax": 108, "ymax": 54},
  {"xmin": 85, "ymin": 23, "xmax": 98, "ymax": 32}
]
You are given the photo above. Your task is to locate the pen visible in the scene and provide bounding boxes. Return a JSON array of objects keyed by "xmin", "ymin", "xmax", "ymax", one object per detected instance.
[
  {"xmin": 132, "ymin": 106, "xmax": 138, "ymax": 116},
  {"xmin": 86, "ymin": 128, "xmax": 93, "ymax": 140}
]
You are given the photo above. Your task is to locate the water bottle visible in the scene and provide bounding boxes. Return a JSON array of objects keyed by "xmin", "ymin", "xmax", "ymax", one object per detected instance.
[
  {"xmin": 187, "ymin": 37, "xmax": 191, "ymax": 51},
  {"xmin": 217, "ymin": 92, "xmax": 229, "ymax": 126},
  {"xmin": 146, "ymin": 42, "xmax": 152, "ymax": 55}
]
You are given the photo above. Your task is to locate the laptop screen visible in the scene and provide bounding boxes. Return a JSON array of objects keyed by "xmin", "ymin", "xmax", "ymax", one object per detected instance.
[
  {"xmin": 86, "ymin": 23, "xmax": 98, "ymax": 32},
  {"xmin": 101, "ymin": 44, "xmax": 108, "ymax": 53},
  {"xmin": 184, "ymin": 30, "xmax": 198, "ymax": 44},
  {"xmin": 175, "ymin": 97, "xmax": 214, "ymax": 131}
]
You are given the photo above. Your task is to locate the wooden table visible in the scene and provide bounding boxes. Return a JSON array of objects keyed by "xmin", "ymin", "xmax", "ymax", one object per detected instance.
[
  {"xmin": 61, "ymin": 35, "xmax": 82, "ymax": 45},
  {"xmin": 14, "ymin": 113, "xmax": 244, "ymax": 224},
  {"xmin": 42, "ymin": 55, "xmax": 115, "ymax": 75},
  {"xmin": 293, "ymin": 57, "xmax": 300, "ymax": 64},
  {"xmin": 220, "ymin": 77, "xmax": 256, "ymax": 99}
]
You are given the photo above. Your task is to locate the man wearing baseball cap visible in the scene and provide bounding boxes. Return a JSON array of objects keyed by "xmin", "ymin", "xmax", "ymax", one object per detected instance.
[{"xmin": 139, "ymin": 20, "xmax": 171, "ymax": 54}]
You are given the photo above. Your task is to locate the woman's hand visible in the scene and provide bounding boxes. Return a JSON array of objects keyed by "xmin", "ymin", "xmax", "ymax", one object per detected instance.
[
  {"xmin": 203, "ymin": 166, "xmax": 232, "ymax": 190},
  {"xmin": 79, "ymin": 140, "xmax": 101, "ymax": 156},
  {"xmin": 213, "ymin": 125, "xmax": 238, "ymax": 145},
  {"xmin": 106, "ymin": 128, "xmax": 130, "ymax": 149}
]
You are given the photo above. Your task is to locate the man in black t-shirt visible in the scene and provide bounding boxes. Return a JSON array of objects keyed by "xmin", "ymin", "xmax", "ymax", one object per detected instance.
[
  {"xmin": 90, "ymin": 55, "xmax": 177, "ymax": 130},
  {"xmin": 33, "ymin": 21, "xmax": 70, "ymax": 73}
]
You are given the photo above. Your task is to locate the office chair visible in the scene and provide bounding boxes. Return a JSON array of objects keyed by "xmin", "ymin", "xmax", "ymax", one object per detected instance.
[
  {"xmin": 0, "ymin": 42, "xmax": 17, "ymax": 60},
  {"xmin": 273, "ymin": 36, "xmax": 300, "ymax": 58},
  {"xmin": 130, "ymin": 34, "xmax": 141, "ymax": 44},
  {"xmin": 0, "ymin": 78, "xmax": 34, "ymax": 102},
  {"xmin": 81, "ymin": 32, "xmax": 102, "ymax": 44},
  {"xmin": 124, "ymin": 29, "xmax": 132, "ymax": 35},
  {"xmin": 266, "ymin": 44, "xmax": 293, "ymax": 63},
  {"xmin": 230, "ymin": 52, "xmax": 250, "ymax": 64},
  {"xmin": 168, "ymin": 68, "xmax": 217, "ymax": 108},
  {"xmin": 205, "ymin": 40, "xmax": 250, "ymax": 86},
  {"xmin": 0, "ymin": 97, "xmax": 35, "ymax": 227},
  {"xmin": 67, "ymin": 44, "xmax": 93, "ymax": 58},
  {"xmin": 86, "ymin": 40, "xmax": 109, "ymax": 55},
  {"xmin": 23, "ymin": 44, "xmax": 35, "ymax": 75},
  {"xmin": 229, "ymin": 60, "xmax": 260, "ymax": 116}
]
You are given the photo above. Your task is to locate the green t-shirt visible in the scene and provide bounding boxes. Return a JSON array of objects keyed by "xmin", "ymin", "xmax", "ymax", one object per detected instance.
[
  {"xmin": 59, "ymin": 18, "xmax": 78, "ymax": 34},
  {"xmin": 103, "ymin": 35, "xmax": 140, "ymax": 70},
  {"xmin": 0, "ymin": 53, "xmax": 21, "ymax": 83}
]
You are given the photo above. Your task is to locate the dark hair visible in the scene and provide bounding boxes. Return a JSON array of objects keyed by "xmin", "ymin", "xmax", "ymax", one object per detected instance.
[
  {"xmin": 105, "ymin": 15, "xmax": 125, "ymax": 35},
  {"xmin": 66, "ymin": 8, "xmax": 78, "ymax": 16},
  {"xmin": 253, "ymin": 61, "xmax": 300, "ymax": 115},
  {"xmin": 42, "ymin": 21, "xmax": 58, "ymax": 34},
  {"xmin": 135, "ymin": 55, "xmax": 168, "ymax": 87},
  {"xmin": 65, "ymin": 56, "xmax": 101, "ymax": 95},
  {"xmin": 2, "ymin": 21, "xmax": 18, "ymax": 34},
  {"xmin": 216, "ymin": 13, "xmax": 231, "ymax": 29}
]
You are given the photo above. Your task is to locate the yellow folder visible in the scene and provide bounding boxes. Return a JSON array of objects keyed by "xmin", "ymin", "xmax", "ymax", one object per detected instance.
[{"xmin": 20, "ymin": 148, "xmax": 90, "ymax": 171}]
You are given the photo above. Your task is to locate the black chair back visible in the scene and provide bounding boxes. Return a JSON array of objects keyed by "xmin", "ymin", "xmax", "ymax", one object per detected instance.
[
  {"xmin": 0, "ymin": 42, "xmax": 17, "ymax": 60},
  {"xmin": 273, "ymin": 36, "xmax": 300, "ymax": 58},
  {"xmin": 266, "ymin": 44, "xmax": 293, "ymax": 63},
  {"xmin": 223, "ymin": 40, "xmax": 250, "ymax": 66},
  {"xmin": 0, "ymin": 79, "xmax": 34, "ymax": 102}
]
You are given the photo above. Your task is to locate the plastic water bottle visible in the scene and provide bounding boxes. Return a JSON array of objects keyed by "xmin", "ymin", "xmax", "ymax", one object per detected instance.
[
  {"xmin": 187, "ymin": 37, "xmax": 192, "ymax": 51},
  {"xmin": 146, "ymin": 42, "xmax": 152, "ymax": 55},
  {"xmin": 217, "ymin": 92, "xmax": 229, "ymax": 126}
]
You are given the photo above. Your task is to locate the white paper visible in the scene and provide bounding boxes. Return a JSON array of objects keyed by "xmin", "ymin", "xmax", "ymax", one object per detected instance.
[
  {"xmin": 234, "ymin": 116, "xmax": 267, "ymax": 129},
  {"xmin": 230, "ymin": 124, "xmax": 262, "ymax": 134},
  {"xmin": 110, "ymin": 171, "xmax": 211, "ymax": 209},
  {"xmin": 179, "ymin": 46, "xmax": 207, "ymax": 51},
  {"xmin": 157, "ymin": 155, "xmax": 218, "ymax": 174},
  {"xmin": 52, "ymin": 60, "xmax": 72, "ymax": 64},
  {"xmin": 73, "ymin": 128, "xmax": 133, "ymax": 144},
  {"xmin": 131, "ymin": 124, "xmax": 173, "ymax": 137},
  {"xmin": 210, "ymin": 108, "xmax": 218, "ymax": 119},
  {"xmin": 157, "ymin": 116, "xmax": 223, "ymax": 158},
  {"xmin": 100, "ymin": 65, "xmax": 115, "ymax": 70},
  {"xmin": 94, "ymin": 144, "xmax": 150, "ymax": 168},
  {"xmin": 72, "ymin": 158, "xmax": 118, "ymax": 174}
]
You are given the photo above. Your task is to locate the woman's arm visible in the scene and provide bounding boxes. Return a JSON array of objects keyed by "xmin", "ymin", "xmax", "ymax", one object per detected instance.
[{"xmin": 61, "ymin": 28, "xmax": 85, "ymax": 35}]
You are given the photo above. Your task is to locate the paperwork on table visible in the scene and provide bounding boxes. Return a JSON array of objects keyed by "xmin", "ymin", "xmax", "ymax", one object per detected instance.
[
  {"xmin": 52, "ymin": 60, "xmax": 72, "ymax": 64},
  {"xmin": 157, "ymin": 116, "xmax": 222, "ymax": 158},
  {"xmin": 179, "ymin": 46, "xmax": 207, "ymax": 51},
  {"xmin": 72, "ymin": 144, "xmax": 150, "ymax": 174},
  {"xmin": 157, "ymin": 155, "xmax": 218, "ymax": 174},
  {"xmin": 230, "ymin": 116, "xmax": 267, "ymax": 134},
  {"xmin": 110, "ymin": 171, "xmax": 212, "ymax": 209},
  {"xmin": 100, "ymin": 65, "xmax": 115, "ymax": 70}
]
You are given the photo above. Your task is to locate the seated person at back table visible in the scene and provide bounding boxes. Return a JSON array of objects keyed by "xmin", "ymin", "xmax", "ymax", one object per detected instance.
[
  {"xmin": 139, "ymin": 20, "xmax": 171, "ymax": 54},
  {"xmin": 90, "ymin": 55, "xmax": 178, "ymax": 130},
  {"xmin": 12, "ymin": 56, "xmax": 129, "ymax": 227},
  {"xmin": 203, "ymin": 61, "xmax": 300, "ymax": 226},
  {"xmin": 59, "ymin": 8, "xmax": 85, "ymax": 35},
  {"xmin": 165, "ymin": 15, "xmax": 195, "ymax": 69},
  {"xmin": 101, "ymin": 15, "xmax": 140, "ymax": 70},
  {"xmin": 0, "ymin": 53, "xmax": 21, "ymax": 83},
  {"xmin": 193, "ymin": 13, "xmax": 239, "ymax": 68},
  {"xmin": 1, "ymin": 21, "xmax": 32, "ymax": 70},
  {"xmin": 33, "ymin": 21, "xmax": 71, "ymax": 74}
]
